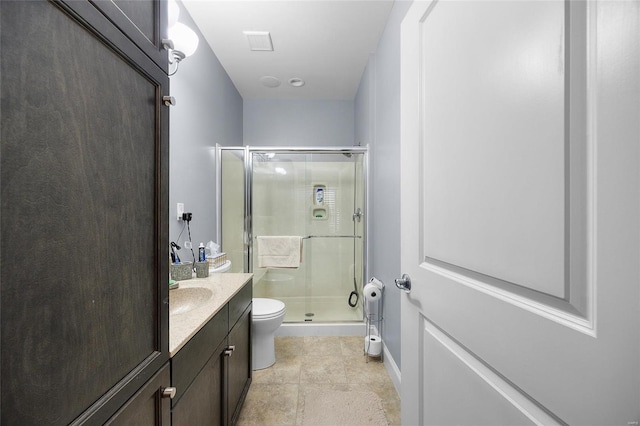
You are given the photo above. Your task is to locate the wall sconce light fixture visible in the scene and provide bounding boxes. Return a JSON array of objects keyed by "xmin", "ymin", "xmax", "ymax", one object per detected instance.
[{"xmin": 163, "ymin": 0, "xmax": 199, "ymax": 76}]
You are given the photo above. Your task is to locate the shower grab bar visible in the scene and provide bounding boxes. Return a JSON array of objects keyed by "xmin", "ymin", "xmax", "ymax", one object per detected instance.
[{"xmin": 254, "ymin": 235, "xmax": 361, "ymax": 239}]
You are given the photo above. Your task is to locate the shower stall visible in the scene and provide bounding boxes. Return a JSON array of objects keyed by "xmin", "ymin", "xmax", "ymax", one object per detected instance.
[{"xmin": 217, "ymin": 147, "xmax": 367, "ymax": 324}]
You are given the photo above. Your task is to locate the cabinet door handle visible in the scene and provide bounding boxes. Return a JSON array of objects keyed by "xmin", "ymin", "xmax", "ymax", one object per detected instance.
[
  {"xmin": 224, "ymin": 345, "xmax": 236, "ymax": 357},
  {"xmin": 162, "ymin": 387, "xmax": 176, "ymax": 399},
  {"xmin": 162, "ymin": 96, "xmax": 176, "ymax": 106}
]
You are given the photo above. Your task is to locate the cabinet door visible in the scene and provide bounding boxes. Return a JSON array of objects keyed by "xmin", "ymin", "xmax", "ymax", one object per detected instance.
[
  {"xmin": 106, "ymin": 363, "xmax": 171, "ymax": 425},
  {"xmin": 83, "ymin": 0, "xmax": 169, "ymax": 70},
  {"xmin": 0, "ymin": 1, "xmax": 169, "ymax": 424},
  {"xmin": 172, "ymin": 344, "xmax": 225, "ymax": 426},
  {"xmin": 227, "ymin": 305, "xmax": 252, "ymax": 425}
]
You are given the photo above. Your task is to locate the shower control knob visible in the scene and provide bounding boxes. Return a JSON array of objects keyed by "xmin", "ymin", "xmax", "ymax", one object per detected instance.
[{"xmin": 395, "ymin": 274, "xmax": 411, "ymax": 293}]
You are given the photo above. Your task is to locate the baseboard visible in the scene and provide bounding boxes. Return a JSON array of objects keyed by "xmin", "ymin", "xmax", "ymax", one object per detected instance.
[{"xmin": 383, "ymin": 342, "xmax": 401, "ymax": 396}]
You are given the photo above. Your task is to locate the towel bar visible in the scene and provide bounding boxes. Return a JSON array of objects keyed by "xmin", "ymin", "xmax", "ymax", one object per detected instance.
[{"xmin": 254, "ymin": 235, "xmax": 361, "ymax": 240}]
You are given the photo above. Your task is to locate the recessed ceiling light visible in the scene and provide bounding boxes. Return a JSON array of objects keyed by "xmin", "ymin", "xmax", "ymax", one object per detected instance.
[
  {"xmin": 260, "ymin": 76, "xmax": 281, "ymax": 88},
  {"xmin": 288, "ymin": 78, "xmax": 305, "ymax": 87},
  {"xmin": 243, "ymin": 31, "xmax": 273, "ymax": 51}
]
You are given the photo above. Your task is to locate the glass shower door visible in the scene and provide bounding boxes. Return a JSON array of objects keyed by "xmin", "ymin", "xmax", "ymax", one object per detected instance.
[{"xmin": 250, "ymin": 150, "xmax": 365, "ymax": 323}]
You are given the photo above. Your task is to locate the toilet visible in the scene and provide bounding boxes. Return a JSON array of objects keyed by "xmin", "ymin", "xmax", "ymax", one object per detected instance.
[{"xmin": 252, "ymin": 298, "xmax": 286, "ymax": 370}]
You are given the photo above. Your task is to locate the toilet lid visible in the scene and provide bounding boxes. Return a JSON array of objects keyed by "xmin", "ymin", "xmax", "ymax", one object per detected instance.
[{"xmin": 253, "ymin": 298, "xmax": 286, "ymax": 318}]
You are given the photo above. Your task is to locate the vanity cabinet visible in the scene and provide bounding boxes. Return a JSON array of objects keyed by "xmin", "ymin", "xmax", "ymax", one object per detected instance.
[
  {"xmin": 172, "ymin": 339, "xmax": 226, "ymax": 425},
  {"xmin": 227, "ymin": 285, "xmax": 253, "ymax": 425},
  {"xmin": 1, "ymin": 0, "xmax": 170, "ymax": 424},
  {"xmin": 171, "ymin": 282, "xmax": 252, "ymax": 426},
  {"xmin": 106, "ymin": 364, "xmax": 172, "ymax": 425}
]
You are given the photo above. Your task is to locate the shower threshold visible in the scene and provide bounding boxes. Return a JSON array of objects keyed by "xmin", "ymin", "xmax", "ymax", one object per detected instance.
[{"xmin": 276, "ymin": 321, "xmax": 366, "ymax": 337}]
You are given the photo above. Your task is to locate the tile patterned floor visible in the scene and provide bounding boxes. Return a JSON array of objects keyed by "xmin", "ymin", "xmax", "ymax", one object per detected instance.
[{"xmin": 237, "ymin": 336, "xmax": 401, "ymax": 426}]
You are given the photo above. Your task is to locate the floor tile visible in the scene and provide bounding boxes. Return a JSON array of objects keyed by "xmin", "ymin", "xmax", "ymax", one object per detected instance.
[
  {"xmin": 253, "ymin": 356, "xmax": 301, "ymax": 384},
  {"xmin": 302, "ymin": 336, "xmax": 343, "ymax": 356},
  {"xmin": 236, "ymin": 383, "xmax": 299, "ymax": 426},
  {"xmin": 276, "ymin": 336, "xmax": 305, "ymax": 359},
  {"xmin": 239, "ymin": 336, "xmax": 400, "ymax": 425},
  {"xmin": 344, "ymin": 355, "xmax": 392, "ymax": 386},
  {"xmin": 300, "ymin": 355, "xmax": 347, "ymax": 384},
  {"xmin": 340, "ymin": 336, "xmax": 365, "ymax": 356}
]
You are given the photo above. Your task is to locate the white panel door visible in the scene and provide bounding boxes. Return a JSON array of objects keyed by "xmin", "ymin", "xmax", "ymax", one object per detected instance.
[{"xmin": 400, "ymin": 0, "xmax": 639, "ymax": 424}]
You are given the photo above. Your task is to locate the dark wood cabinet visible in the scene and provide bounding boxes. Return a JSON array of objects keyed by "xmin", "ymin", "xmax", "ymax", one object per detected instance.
[
  {"xmin": 227, "ymin": 305, "xmax": 252, "ymax": 425},
  {"xmin": 171, "ymin": 282, "xmax": 252, "ymax": 426},
  {"xmin": 89, "ymin": 0, "xmax": 169, "ymax": 70},
  {"xmin": 172, "ymin": 340, "xmax": 225, "ymax": 425},
  {"xmin": 106, "ymin": 363, "xmax": 172, "ymax": 425},
  {"xmin": 0, "ymin": 0, "xmax": 169, "ymax": 424}
]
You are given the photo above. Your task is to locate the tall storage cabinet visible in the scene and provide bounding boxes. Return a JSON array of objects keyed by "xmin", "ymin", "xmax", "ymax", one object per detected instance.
[{"xmin": 0, "ymin": 0, "xmax": 170, "ymax": 424}]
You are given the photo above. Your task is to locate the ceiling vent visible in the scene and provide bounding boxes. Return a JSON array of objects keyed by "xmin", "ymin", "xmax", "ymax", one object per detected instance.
[{"xmin": 243, "ymin": 31, "xmax": 273, "ymax": 51}]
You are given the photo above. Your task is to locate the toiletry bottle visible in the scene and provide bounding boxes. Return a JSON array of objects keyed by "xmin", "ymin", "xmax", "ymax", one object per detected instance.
[{"xmin": 198, "ymin": 242, "xmax": 206, "ymax": 262}]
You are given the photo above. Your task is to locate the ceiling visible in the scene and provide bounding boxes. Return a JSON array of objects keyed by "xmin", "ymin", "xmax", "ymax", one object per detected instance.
[{"xmin": 182, "ymin": 0, "xmax": 395, "ymax": 100}]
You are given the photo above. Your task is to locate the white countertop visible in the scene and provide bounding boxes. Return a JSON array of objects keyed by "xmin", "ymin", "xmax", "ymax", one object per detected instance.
[{"xmin": 169, "ymin": 273, "xmax": 253, "ymax": 357}]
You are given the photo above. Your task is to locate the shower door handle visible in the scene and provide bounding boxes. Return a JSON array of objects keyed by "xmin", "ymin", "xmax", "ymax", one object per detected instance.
[
  {"xmin": 244, "ymin": 215, "xmax": 252, "ymax": 246},
  {"xmin": 395, "ymin": 274, "xmax": 411, "ymax": 293},
  {"xmin": 352, "ymin": 208, "xmax": 363, "ymax": 222}
]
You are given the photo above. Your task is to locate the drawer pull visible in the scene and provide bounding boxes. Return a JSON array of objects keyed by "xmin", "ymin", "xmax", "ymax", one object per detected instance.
[{"xmin": 162, "ymin": 387, "xmax": 176, "ymax": 399}]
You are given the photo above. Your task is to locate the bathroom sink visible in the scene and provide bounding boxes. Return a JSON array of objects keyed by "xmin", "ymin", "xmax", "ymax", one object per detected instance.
[{"xmin": 169, "ymin": 287, "xmax": 213, "ymax": 315}]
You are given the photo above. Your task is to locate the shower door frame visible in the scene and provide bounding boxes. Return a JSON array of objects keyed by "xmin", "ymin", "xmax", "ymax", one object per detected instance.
[{"xmin": 216, "ymin": 145, "xmax": 369, "ymax": 320}]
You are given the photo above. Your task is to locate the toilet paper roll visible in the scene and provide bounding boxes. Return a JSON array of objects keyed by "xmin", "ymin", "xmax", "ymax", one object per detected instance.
[
  {"xmin": 365, "ymin": 335, "xmax": 382, "ymax": 356},
  {"xmin": 363, "ymin": 283, "xmax": 382, "ymax": 301}
]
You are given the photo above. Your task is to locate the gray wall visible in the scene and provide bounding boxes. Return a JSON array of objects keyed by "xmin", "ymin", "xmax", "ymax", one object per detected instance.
[
  {"xmin": 169, "ymin": 2, "xmax": 243, "ymax": 256},
  {"xmin": 354, "ymin": 0, "xmax": 412, "ymax": 370},
  {"xmin": 244, "ymin": 100, "xmax": 355, "ymax": 146}
]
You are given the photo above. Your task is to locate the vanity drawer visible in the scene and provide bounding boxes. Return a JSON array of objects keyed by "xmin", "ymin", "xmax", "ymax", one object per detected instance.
[
  {"xmin": 171, "ymin": 304, "xmax": 228, "ymax": 405},
  {"xmin": 229, "ymin": 280, "xmax": 252, "ymax": 329}
]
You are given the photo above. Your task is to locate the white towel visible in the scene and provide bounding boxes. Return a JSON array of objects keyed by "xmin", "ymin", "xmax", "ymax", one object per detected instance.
[{"xmin": 256, "ymin": 236, "xmax": 303, "ymax": 268}]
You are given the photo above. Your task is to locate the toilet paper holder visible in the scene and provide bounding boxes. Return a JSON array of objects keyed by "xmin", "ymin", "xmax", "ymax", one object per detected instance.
[{"xmin": 364, "ymin": 277, "xmax": 384, "ymax": 359}]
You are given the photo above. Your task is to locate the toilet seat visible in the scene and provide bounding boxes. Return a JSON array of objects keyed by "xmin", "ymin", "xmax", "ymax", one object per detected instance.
[{"xmin": 253, "ymin": 298, "xmax": 285, "ymax": 320}]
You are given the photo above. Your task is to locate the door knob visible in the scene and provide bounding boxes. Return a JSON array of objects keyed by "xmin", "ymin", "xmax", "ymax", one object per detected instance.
[{"xmin": 395, "ymin": 274, "xmax": 411, "ymax": 293}]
